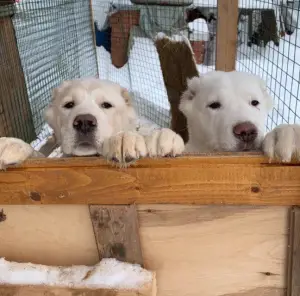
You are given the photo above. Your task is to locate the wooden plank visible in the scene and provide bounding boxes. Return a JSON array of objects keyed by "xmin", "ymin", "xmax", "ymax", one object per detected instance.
[
  {"xmin": 0, "ymin": 286, "xmax": 154, "ymax": 296},
  {"xmin": 0, "ymin": 204, "xmax": 287, "ymax": 296},
  {"xmin": 216, "ymin": 0, "xmax": 238, "ymax": 71},
  {"xmin": 0, "ymin": 17, "xmax": 36, "ymax": 142},
  {"xmin": 155, "ymin": 37, "xmax": 199, "ymax": 143},
  {"xmin": 1, "ymin": 154, "xmax": 300, "ymax": 205},
  {"xmin": 0, "ymin": 1, "xmax": 15, "ymax": 6},
  {"xmin": 89, "ymin": 205, "xmax": 143, "ymax": 265},
  {"xmin": 139, "ymin": 205, "xmax": 286, "ymax": 296},
  {"xmin": 88, "ymin": 0, "xmax": 99, "ymax": 78},
  {"xmin": 287, "ymin": 207, "xmax": 300, "ymax": 296}
]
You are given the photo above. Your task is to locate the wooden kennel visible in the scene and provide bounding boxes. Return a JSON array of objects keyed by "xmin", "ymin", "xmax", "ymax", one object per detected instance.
[{"xmin": 0, "ymin": 0, "xmax": 299, "ymax": 295}]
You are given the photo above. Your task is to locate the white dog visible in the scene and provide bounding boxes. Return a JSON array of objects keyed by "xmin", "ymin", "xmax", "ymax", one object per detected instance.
[
  {"xmin": 0, "ymin": 78, "xmax": 184, "ymax": 169},
  {"xmin": 179, "ymin": 70, "xmax": 300, "ymax": 162}
]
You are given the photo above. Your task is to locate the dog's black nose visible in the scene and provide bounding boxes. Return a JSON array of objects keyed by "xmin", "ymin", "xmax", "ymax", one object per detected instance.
[
  {"xmin": 233, "ymin": 122, "xmax": 258, "ymax": 143},
  {"xmin": 73, "ymin": 114, "xmax": 97, "ymax": 134}
]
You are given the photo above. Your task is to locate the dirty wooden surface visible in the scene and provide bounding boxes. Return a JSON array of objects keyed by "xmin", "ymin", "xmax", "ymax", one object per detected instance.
[{"xmin": 90, "ymin": 205, "xmax": 143, "ymax": 265}]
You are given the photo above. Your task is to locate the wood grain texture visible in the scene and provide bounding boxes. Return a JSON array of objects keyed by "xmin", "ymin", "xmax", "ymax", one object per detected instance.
[
  {"xmin": 287, "ymin": 207, "xmax": 300, "ymax": 296},
  {"xmin": 0, "ymin": 285, "xmax": 155, "ymax": 296},
  {"xmin": 0, "ymin": 17, "xmax": 36, "ymax": 141},
  {"xmin": 90, "ymin": 205, "xmax": 143, "ymax": 265},
  {"xmin": 0, "ymin": 155, "xmax": 300, "ymax": 205},
  {"xmin": 138, "ymin": 205, "xmax": 287, "ymax": 296},
  {"xmin": 0, "ymin": 1, "xmax": 15, "ymax": 6},
  {"xmin": 0, "ymin": 205, "xmax": 99, "ymax": 266},
  {"xmin": 0, "ymin": 204, "xmax": 287, "ymax": 296},
  {"xmin": 216, "ymin": 0, "xmax": 238, "ymax": 71},
  {"xmin": 155, "ymin": 37, "xmax": 199, "ymax": 143}
]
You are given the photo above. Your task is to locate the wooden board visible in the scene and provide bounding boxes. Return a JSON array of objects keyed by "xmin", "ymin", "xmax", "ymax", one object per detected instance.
[
  {"xmin": 90, "ymin": 205, "xmax": 143, "ymax": 265},
  {"xmin": 0, "ymin": 1, "xmax": 15, "ymax": 6},
  {"xmin": 139, "ymin": 205, "xmax": 287, "ymax": 296},
  {"xmin": 0, "ymin": 17, "xmax": 36, "ymax": 142},
  {"xmin": 0, "ymin": 286, "xmax": 154, "ymax": 296},
  {"xmin": 0, "ymin": 204, "xmax": 287, "ymax": 296},
  {"xmin": 155, "ymin": 37, "xmax": 199, "ymax": 143},
  {"xmin": 216, "ymin": 0, "xmax": 238, "ymax": 71},
  {"xmin": 1, "ymin": 155, "xmax": 300, "ymax": 205},
  {"xmin": 287, "ymin": 207, "xmax": 300, "ymax": 296}
]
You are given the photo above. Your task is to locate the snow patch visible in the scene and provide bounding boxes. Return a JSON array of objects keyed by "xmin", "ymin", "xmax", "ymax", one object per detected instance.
[{"xmin": 0, "ymin": 258, "xmax": 154, "ymax": 290}]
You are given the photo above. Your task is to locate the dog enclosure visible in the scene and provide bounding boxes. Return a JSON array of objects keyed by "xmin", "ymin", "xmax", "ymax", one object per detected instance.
[{"xmin": 1, "ymin": 0, "xmax": 300, "ymax": 295}]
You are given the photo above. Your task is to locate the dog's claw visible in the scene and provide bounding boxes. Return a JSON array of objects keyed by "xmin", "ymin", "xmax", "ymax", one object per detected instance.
[
  {"xmin": 111, "ymin": 157, "xmax": 120, "ymax": 163},
  {"xmin": 124, "ymin": 156, "xmax": 136, "ymax": 163}
]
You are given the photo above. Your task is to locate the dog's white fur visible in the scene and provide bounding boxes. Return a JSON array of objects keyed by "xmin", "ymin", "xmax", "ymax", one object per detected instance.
[
  {"xmin": 0, "ymin": 78, "xmax": 184, "ymax": 169},
  {"xmin": 44, "ymin": 78, "xmax": 139, "ymax": 158},
  {"xmin": 179, "ymin": 70, "xmax": 300, "ymax": 162},
  {"xmin": 1, "ymin": 72, "xmax": 300, "ymax": 169}
]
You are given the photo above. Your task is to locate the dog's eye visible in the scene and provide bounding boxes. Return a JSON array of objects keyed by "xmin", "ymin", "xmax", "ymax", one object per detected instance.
[
  {"xmin": 63, "ymin": 102, "xmax": 75, "ymax": 109},
  {"xmin": 251, "ymin": 100, "xmax": 259, "ymax": 107},
  {"xmin": 208, "ymin": 102, "xmax": 221, "ymax": 109},
  {"xmin": 101, "ymin": 102, "xmax": 113, "ymax": 109}
]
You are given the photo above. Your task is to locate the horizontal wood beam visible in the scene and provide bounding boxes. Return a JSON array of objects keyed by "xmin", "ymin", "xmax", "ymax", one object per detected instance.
[{"xmin": 1, "ymin": 153, "xmax": 300, "ymax": 206}]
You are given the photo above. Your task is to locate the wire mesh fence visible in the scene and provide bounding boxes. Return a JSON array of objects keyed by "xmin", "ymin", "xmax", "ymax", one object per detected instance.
[
  {"xmin": 236, "ymin": 0, "xmax": 300, "ymax": 131},
  {"xmin": 0, "ymin": 0, "xmax": 300, "ymax": 152},
  {"xmin": 0, "ymin": 0, "xmax": 98, "ymax": 148},
  {"xmin": 92, "ymin": 0, "xmax": 215, "ymax": 129}
]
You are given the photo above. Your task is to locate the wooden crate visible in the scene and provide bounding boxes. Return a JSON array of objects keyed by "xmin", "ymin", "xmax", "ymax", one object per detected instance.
[{"xmin": 0, "ymin": 154, "xmax": 299, "ymax": 296}]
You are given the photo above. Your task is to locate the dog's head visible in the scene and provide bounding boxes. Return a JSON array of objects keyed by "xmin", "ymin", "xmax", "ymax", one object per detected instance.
[
  {"xmin": 44, "ymin": 78, "xmax": 137, "ymax": 156},
  {"xmin": 179, "ymin": 71, "xmax": 273, "ymax": 152}
]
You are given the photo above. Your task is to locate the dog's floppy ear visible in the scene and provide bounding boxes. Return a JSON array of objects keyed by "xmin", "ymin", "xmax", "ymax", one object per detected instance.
[
  {"xmin": 259, "ymin": 79, "xmax": 273, "ymax": 111},
  {"xmin": 44, "ymin": 88, "xmax": 62, "ymax": 143},
  {"xmin": 179, "ymin": 76, "xmax": 201, "ymax": 115},
  {"xmin": 51, "ymin": 80, "xmax": 72, "ymax": 101},
  {"xmin": 121, "ymin": 87, "xmax": 132, "ymax": 105}
]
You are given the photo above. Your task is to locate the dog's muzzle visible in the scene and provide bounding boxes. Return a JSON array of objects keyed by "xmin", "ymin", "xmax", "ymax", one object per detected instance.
[{"xmin": 73, "ymin": 114, "xmax": 97, "ymax": 135}]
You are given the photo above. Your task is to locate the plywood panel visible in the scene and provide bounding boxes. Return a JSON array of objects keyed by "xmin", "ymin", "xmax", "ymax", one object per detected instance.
[
  {"xmin": 0, "ymin": 205, "xmax": 98, "ymax": 266},
  {"xmin": 0, "ymin": 205, "xmax": 288, "ymax": 296},
  {"xmin": 139, "ymin": 205, "xmax": 287, "ymax": 296}
]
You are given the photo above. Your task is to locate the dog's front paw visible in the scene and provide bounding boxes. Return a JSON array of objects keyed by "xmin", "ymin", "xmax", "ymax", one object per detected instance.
[
  {"xmin": 0, "ymin": 137, "xmax": 35, "ymax": 170},
  {"xmin": 263, "ymin": 124, "xmax": 300, "ymax": 162},
  {"xmin": 146, "ymin": 128, "xmax": 185, "ymax": 157},
  {"xmin": 102, "ymin": 132, "xmax": 147, "ymax": 166}
]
